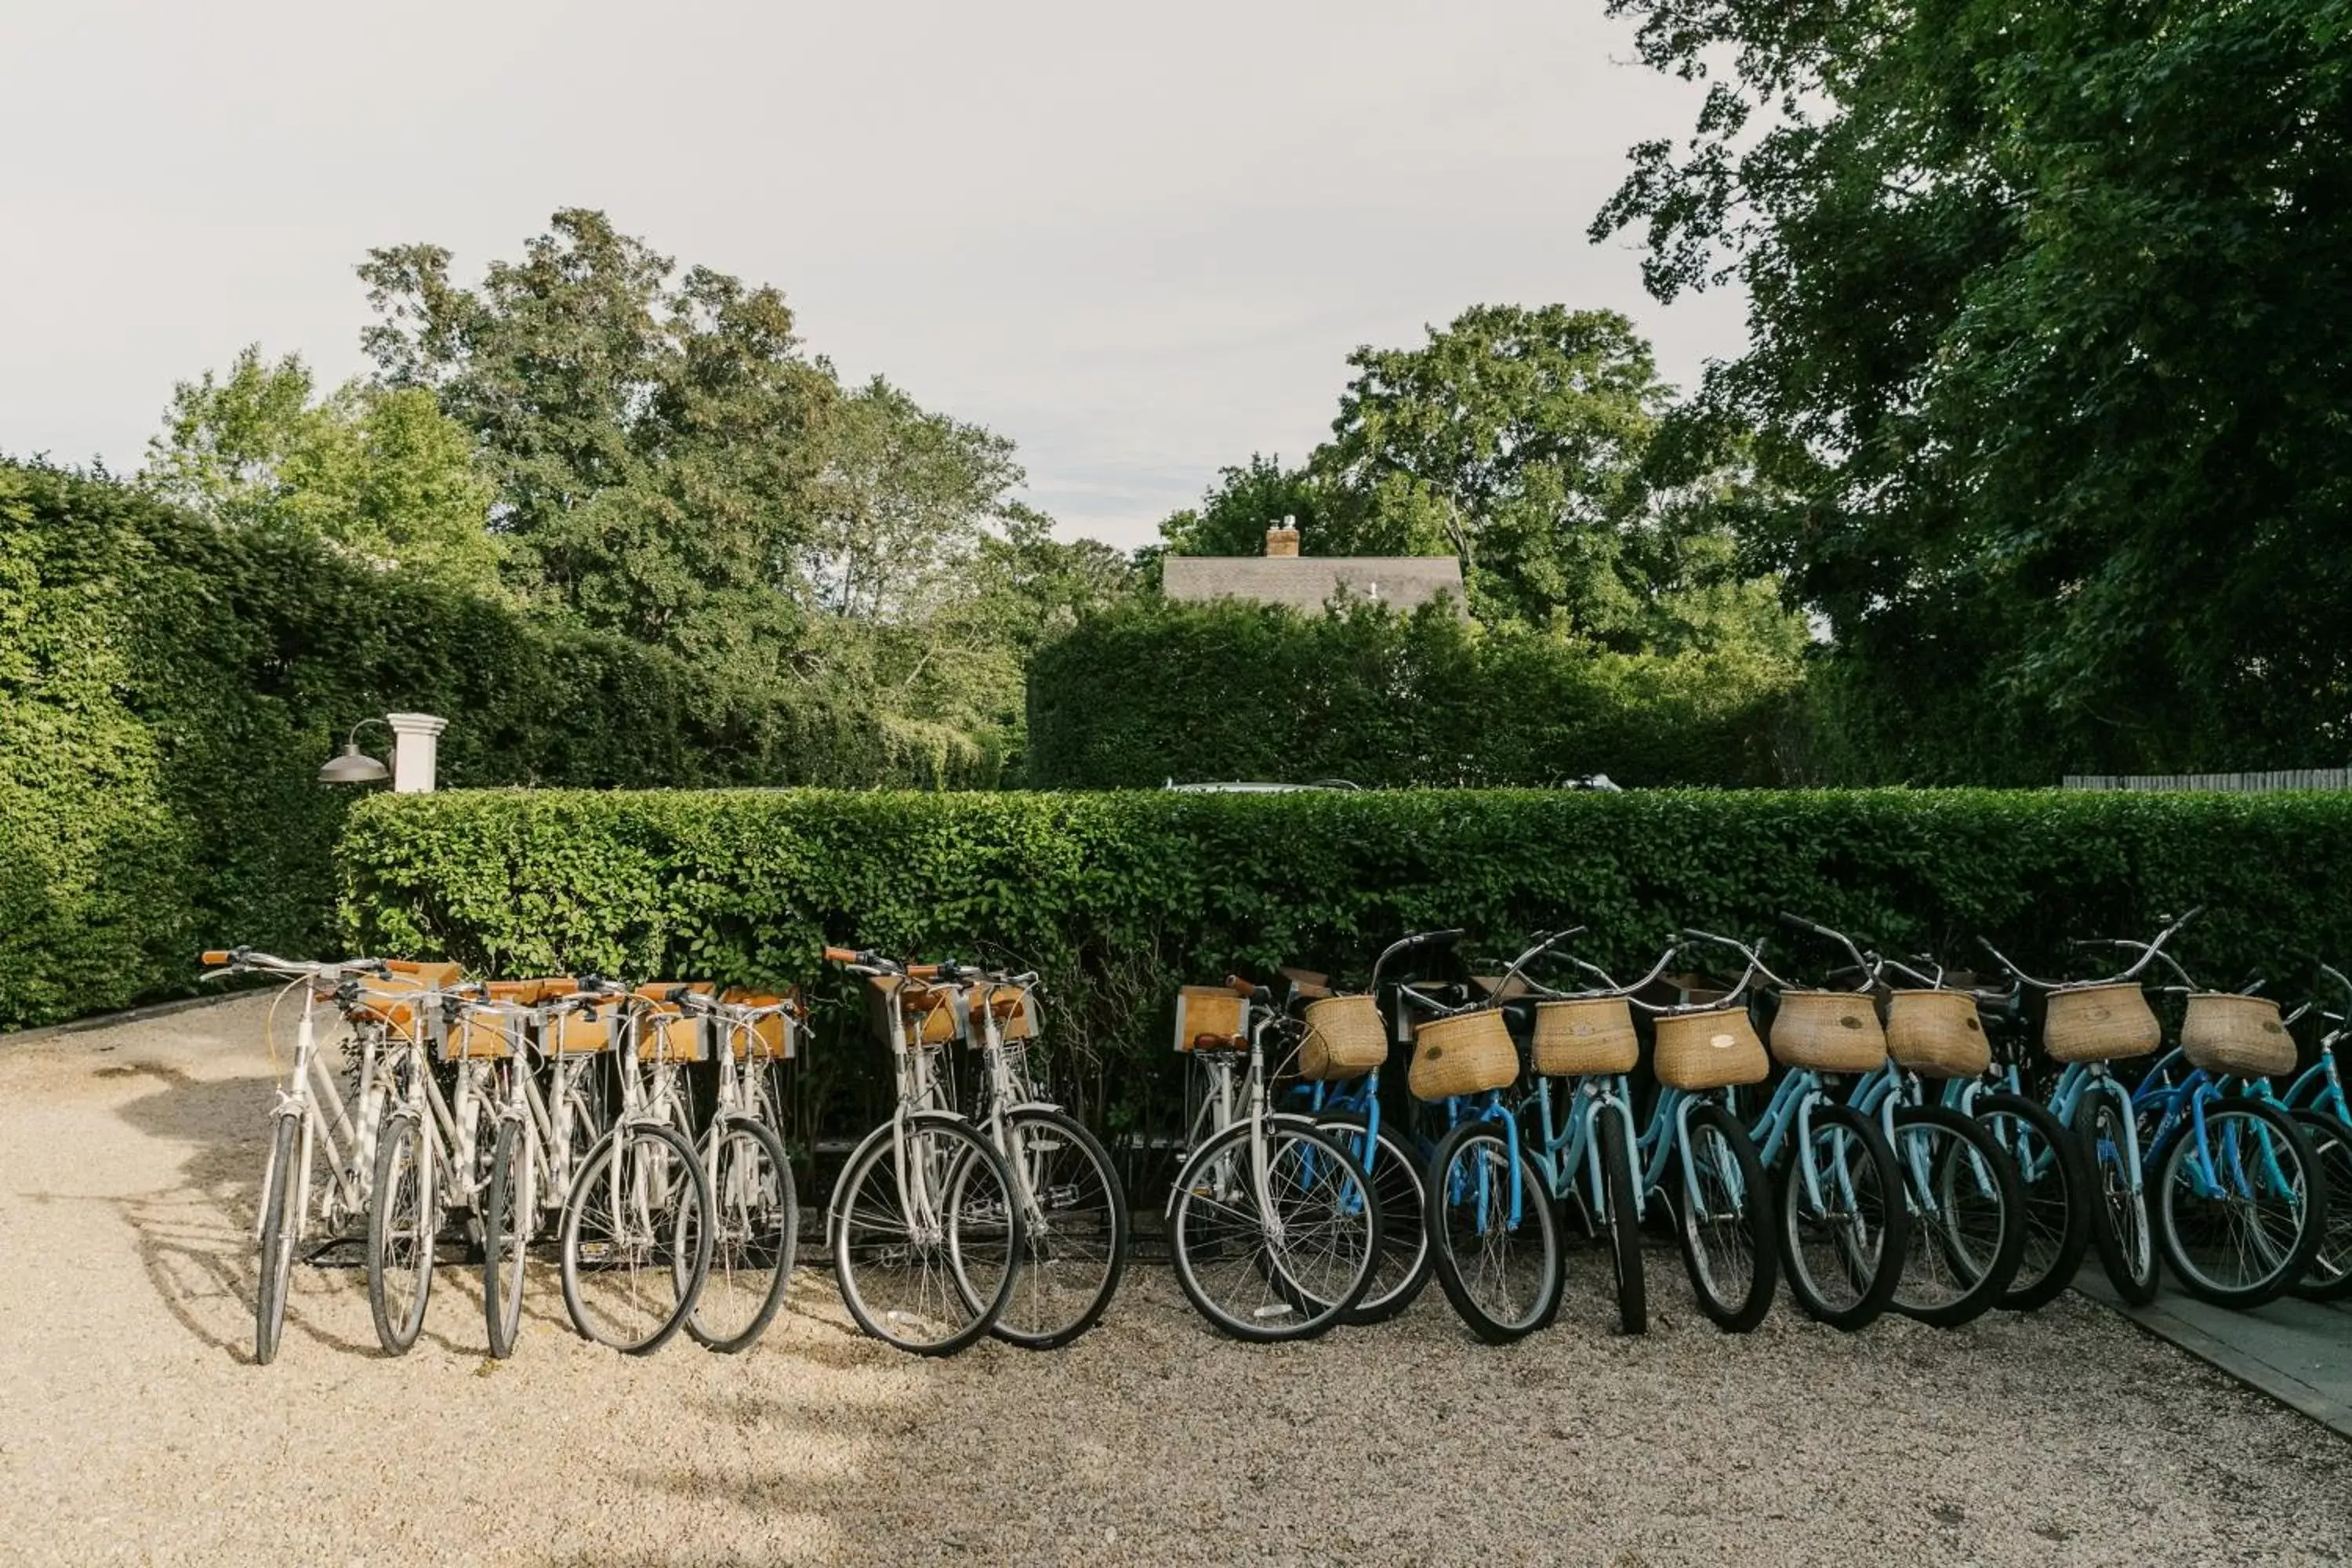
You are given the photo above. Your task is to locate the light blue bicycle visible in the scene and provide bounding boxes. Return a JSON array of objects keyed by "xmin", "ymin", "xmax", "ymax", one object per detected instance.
[{"xmin": 2278, "ymin": 961, "xmax": 2352, "ymax": 1300}]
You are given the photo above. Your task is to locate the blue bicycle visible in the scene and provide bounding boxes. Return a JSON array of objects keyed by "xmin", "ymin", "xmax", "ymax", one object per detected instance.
[{"xmin": 2278, "ymin": 961, "xmax": 2352, "ymax": 1301}]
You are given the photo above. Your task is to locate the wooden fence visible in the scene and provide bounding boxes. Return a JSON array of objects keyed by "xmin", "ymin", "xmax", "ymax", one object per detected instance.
[{"xmin": 2062, "ymin": 769, "xmax": 2350, "ymax": 793}]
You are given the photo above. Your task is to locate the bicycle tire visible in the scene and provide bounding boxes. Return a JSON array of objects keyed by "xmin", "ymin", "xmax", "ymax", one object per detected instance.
[
  {"xmin": 1595, "ymin": 1103, "xmax": 1647, "ymax": 1335},
  {"xmin": 1777, "ymin": 1102, "xmax": 1907, "ymax": 1330},
  {"xmin": 1674, "ymin": 1101, "xmax": 1776, "ymax": 1331},
  {"xmin": 561, "ymin": 1120, "xmax": 713, "ymax": 1354},
  {"xmin": 1168, "ymin": 1119, "xmax": 1380, "ymax": 1342},
  {"xmin": 970, "ymin": 1107, "xmax": 1129, "ymax": 1350},
  {"xmin": 684, "ymin": 1114, "xmax": 797, "ymax": 1354},
  {"xmin": 1317, "ymin": 1110, "xmax": 1432, "ymax": 1323},
  {"xmin": 833, "ymin": 1114, "xmax": 1019, "ymax": 1356},
  {"xmin": 1887, "ymin": 1105, "xmax": 2025, "ymax": 1328},
  {"xmin": 1424, "ymin": 1120, "xmax": 1563, "ymax": 1345},
  {"xmin": 2075, "ymin": 1090, "xmax": 2158, "ymax": 1305},
  {"xmin": 1970, "ymin": 1091, "xmax": 2091, "ymax": 1312},
  {"xmin": 366, "ymin": 1110, "xmax": 436, "ymax": 1355},
  {"xmin": 255, "ymin": 1113, "xmax": 301, "ymax": 1366},
  {"xmin": 2152, "ymin": 1097, "xmax": 2325, "ymax": 1309},
  {"xmin": 482, "ymin": 1118, "xmax": 531, "ymax": 1359},
  {"xmin": 2290, "ymin": 1109, "xmax": 2352, "ymax": 1303}
]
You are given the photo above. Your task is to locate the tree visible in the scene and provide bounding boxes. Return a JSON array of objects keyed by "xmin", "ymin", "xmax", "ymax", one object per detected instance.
[
  {"xmin": 1593, "ymin": 0, "xmax": 2352, "ymax": 778},
  {"xmin": 1155, "ymin": 455, "xmax": 1329, "ymax": 558},
  {"xmin": 142, "ymin": 347, "xmax": 500, "ymax": 591}
]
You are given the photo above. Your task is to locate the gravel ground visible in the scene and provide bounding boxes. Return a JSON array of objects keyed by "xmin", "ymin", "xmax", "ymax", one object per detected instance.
[{"xmin": 2, "ymin": 993, "xmax": 2348, "ymax": 1566}]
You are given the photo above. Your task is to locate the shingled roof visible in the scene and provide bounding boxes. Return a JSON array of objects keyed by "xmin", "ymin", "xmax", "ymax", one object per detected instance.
[{"xmin": 1161, "ymin": 554, "xmax": 1468, "ymax": 617}]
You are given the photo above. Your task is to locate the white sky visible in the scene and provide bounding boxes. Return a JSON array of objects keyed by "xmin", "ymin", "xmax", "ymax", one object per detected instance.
[{"xmin": 0, "ymin": 0, "xmax": 1744, "ymax": 550}]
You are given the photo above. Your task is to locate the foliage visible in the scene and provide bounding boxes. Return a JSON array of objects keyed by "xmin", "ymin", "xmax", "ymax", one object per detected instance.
[
  {"xmin": 1594, "ymin": 0, "xmax": 2352, "ymax": 779},
  {"xmin": 142, "ymin": 346, "xmax": 503, "ymax": 591},
  {"xmin": 1025, "ymin": 597, "xmax": 1802, "ymax": 789},
  {"xmin": 337, "ymin": 783, "xmax": 2352, "ymax": 1138},
  {"xmin": 0, "ymin": 462, "xmax": 993, "ymax": 1030}
]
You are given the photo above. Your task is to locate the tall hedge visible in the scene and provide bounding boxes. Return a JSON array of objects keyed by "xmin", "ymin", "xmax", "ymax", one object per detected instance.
[
  {"xmin": 0, "ymin": 463, "xmax": 994, "ymax": 1029},
  {"xmin": 1024, "ymin": 597, "xmax": 1803, "ymax": 789},
  {"xmin": 336, "ymin": 785, "xmax": 2352, "ymax": 1142}
]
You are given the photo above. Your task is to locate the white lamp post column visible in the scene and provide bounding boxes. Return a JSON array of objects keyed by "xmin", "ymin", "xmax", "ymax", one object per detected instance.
[{"xmin": 386, "ymin": 713, "xmax": 448, "ymax": 793}]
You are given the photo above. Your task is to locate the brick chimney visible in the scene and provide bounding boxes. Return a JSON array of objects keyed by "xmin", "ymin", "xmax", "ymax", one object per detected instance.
[{"xmin": 1265, "ymin": 516, "xmax": 1301, "ymax": 558}]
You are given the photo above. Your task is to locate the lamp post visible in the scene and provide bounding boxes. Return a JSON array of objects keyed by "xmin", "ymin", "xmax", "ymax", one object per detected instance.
[
  {"xmin": 318, "ymin": 718, "xmax": 390, "ymax": 785},
  {"xmin": 318, "ymin": 713, "xmax": 448, "ymax": 791}
]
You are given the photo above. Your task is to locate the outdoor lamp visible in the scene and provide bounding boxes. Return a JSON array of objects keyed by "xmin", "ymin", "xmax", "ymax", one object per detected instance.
[{"xmin": 318, "ymin": 718, "xmax": 391, "ymax": 785}]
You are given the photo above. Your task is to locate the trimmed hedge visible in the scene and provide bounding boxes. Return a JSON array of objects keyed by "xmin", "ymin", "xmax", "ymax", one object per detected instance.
[
  {"xmin": 336, "ymin": 785, "xmax": 2352, "ymax": 1140},
  {"xmin": 1024, "ymin": 597, "xmax": 1802, "ymax": 789},
  {"xmin": 0, "ymin": 463, "xmax": 993, "ymax": 1029}
]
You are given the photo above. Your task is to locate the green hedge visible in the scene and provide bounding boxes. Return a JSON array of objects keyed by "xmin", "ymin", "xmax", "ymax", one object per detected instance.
[
  {"xmin": 0, "ymin": 463, "xmax": 994, "ymax": 1029},
  {"xmin": 1025, "ymin": 597, "xmax": 1802, "ymax": 789},
  {"xmin": 336, "ymin": 785, "xmax": 2352, "ymax": 1140}
]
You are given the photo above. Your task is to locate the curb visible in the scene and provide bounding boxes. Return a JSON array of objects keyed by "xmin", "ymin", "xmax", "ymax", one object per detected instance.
[
  {"xmin": 2074, "ymin": 1280, "xmax": 2352, "ymax": 1444},
  {"xmin": 2, "ymin": 992, "xmax": 242, "ymax": 1047}
]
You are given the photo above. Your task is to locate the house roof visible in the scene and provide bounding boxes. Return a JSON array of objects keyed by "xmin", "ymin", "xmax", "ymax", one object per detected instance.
[{"xmin": 1161, "ymin": 555, "xmax": 1468, "ymax": 617}]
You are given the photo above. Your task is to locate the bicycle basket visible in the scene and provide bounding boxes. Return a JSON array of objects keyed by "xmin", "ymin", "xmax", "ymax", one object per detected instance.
[
  {"xmin": 1174, "ymin": 986, "xmax": 1247, "ymax": 1052},
  {"xmin": 1407, "ymin": 1011, "xmax": 1518, "ymax": 1102},
  {"xmin": 866, "ymin": 975, "xmax": 960, "ymax": 1047},
  {"xmin": 1653, "ymin": 1006, "xmax": 1769, "ymax": 1091},
  {"xmin": 968, "ymin": 982, "xmax": 1038, "ymax": 1043},
  {"xmin": 637, "ymin": 1005, "xmax": 704, "ymax": 1064},
  {"xmin": 718, "ymin": 988, "xmax": 796, "ymax": 1060},
  {"xmin": 440, "ymin": 978, "xmax": 553, "ymax": 1062},
  {"xmin": 2180, "ymin": 992, "xmax": 2296, "ymax": 1078},
  {"xmin": 1531, "ymin": 997, "xmax": 1639, "ymax": 1077},
  {"xmin": 2042, "ymin": 982, "xmax": 2160, "ymax": 1062},
  {"xmin": 1768, "ymin": 991, "xmax": 1886, "ymax": 1074},
  {"xmin": 1882, "ymin": 989, "xmax": 1989, "ymax": 1078},
  {"xmin": 1298, "ymin": 994, "xmax": 1386, "ymax": 1080}
]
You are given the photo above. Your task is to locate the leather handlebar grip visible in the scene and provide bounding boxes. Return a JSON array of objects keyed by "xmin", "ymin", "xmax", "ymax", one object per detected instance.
[
  {"xmin": 906, "ymin": 964, "xmax": 941, "ymax": 979},
  {"xmin": 199, "ymin": 950, "xmax": 232, "ymax": 967},
  {"xmin": 1226, "ymin": 975, "xmax": 1255, "ymax": 997},
  {"xmin": 822, "ymin": 946, "xmax": 859, "ymax": 963}
]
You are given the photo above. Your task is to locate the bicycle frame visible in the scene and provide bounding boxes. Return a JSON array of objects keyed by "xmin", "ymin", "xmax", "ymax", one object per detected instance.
[
  {"xmin": 1523, "ymin": 1073, "xmax": 1644, "ymax": 1225},
  {"xmin": 253, "ymin": 980, "xmax": 386, "ymax": 1250}
]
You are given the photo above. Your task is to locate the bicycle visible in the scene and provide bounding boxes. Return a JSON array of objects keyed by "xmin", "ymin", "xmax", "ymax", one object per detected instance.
[
  {"xmin": 1392, "ymin": 935, "xmax": 1567, "ymax": 1345},
  {"xmin": 1696, "ymin": 928, "xmax": 1911, "ymax": 1331},
  {"xmin": 353, "ymin": 958, "xmax": 472, "ymax": 1355},
  {"xmin": 1775, "ymin": 915, "xmax": 2027, "ymax": 1328},
  {"xmin": 1166, "ymin": 975, "xmax": 1383, "ymax": 1341},
  {"xmin": 1977, "ymin": 912, "xmax": 2196, "ymax": 1306},
  {"xmin": 822, "ymin": 947, "xmax": 1024, "ymax": 1356},
  {"xmin": 2279, "ymin": 961, "xmax": 2352, "ymax": 1301},
  {"xmin": 645, "ymin": 983, "xmax": 801, "ymax": 1352}
]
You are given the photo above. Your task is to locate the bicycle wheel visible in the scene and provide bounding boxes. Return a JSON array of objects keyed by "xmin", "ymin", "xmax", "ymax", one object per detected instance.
[
  {"xmin": 1593, "ymin": 1103, "xmax": 1646, "ymax": 1335},
  {"xmin": 1425, "ymin": 1120, "xmax": 1563, "ymax": 1344},
  {"xmin": 2075, "ymin": 1091, "xmax": 2158, "ymax": 1305},
  {"xmin": 684, "ymin": 1115, "xmax": 796, "ymax": 1354},
  {"xmin": 2153, "ymin": 1098, "xmax": 2325, "ymax": 1308},
  {"xmin": 969, "ymin": 1108, "xmax": 1128, "ymax": 1350},
  {"xmin": 367, "ymin": 1110, "xmax": 437, "ymax": 1355},
  {"xmin": 1675, "ymin": 1102, "xmax": 1775, "ymax": 1331},
  {"xmin": 1778, "ymin": 1102, "xmax": 1906, "ymax": 1330},
  {"xmin": 1169, "ymin": 1120, "xmax": 1380, "ymax": 1341},
  {"xmin": 254, "ymin": 1113, "xmax": 302, "ymax": 1366},
  {"xmin": 1972, "ymin": 1091, "xmax": 2091, "ymax": 1312},
  {"xmin": 561, "ymin": 1120, "xmax": 713, "ymax": 1354},
  {"xmin": 1319, "ymin": 1111, "xmax": 1432, "ymax": 1323},
  {"xmin": 482, "ymin": 1118, "xmax": 532, "ymax": 1359},
  {"xmin": 2290, "ymin": 1110, "xmax": 2352, "ymax": 1302},
  {"xmin": 834, "ymin": 1115, "xmax": 1019, "ymax": 1356},
  {"xmin": 1887, "ymin": 1105, "xmax": 2024, "ymax": 1327}
]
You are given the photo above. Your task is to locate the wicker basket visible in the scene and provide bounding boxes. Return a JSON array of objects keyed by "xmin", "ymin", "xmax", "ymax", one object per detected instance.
[
  {"xmin": 1298, "ymin": 994, "xmax": 1388, "ymax": 1081},
  {"xmin": 2042, "ymin": 983, "xmax": 2160, "ymax": 1062},
  {"xmin": 1531, "ymin": 997, "xmax": 1639, "ymax": 1077},
  {"xmin": 1769, "ymin": 991, "xmax": 1887, "ymax": 1074},
  {"xmin": 1174, "ymin": 985, "xmax": 1249, "ymax": 1052},
  {"xmin": 1653, "ymin": 1007, "xmax": 1770, "ymax": 1091},
  {"xmin": 1407, "ymin": 1011, "xmax": 1519, "ymax": 1102},
  {"xmin": 2180, "ymin": 993, "xmax": 2296, "ymax": 1078},
  {"xmin": 1883, "ymin": 989, "xmax": 1990, "ymax": 1078}
]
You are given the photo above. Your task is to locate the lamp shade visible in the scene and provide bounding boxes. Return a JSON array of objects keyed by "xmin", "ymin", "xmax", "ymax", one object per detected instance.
[{"xmin": 318, "ymin": 743, "xmax": 390, "ymax": 785}]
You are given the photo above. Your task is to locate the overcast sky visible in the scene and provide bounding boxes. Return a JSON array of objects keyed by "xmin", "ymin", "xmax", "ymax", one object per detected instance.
[{"xmin": 2, "ymin": 0, "xmax": 1745, "ymax": 550}]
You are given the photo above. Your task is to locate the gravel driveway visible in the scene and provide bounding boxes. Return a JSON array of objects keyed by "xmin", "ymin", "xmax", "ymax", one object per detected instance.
[{"xmin": 2, "ymin": 993, "xmax": 2347, "ymax": 1566}]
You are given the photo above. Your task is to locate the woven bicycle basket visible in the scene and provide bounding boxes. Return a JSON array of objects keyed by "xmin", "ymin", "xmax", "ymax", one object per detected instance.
[
  {"xmin": 1407, "ymin": 1011, "xmax": 1518, "ymax": 1102},
  {"xmin": 2042, "ymin": 982, "xmax": 2160, "ymax": 1062},
  {"xmin": 1298, "ymin": 994, "xmax": 1388, "ymax": 1081},
  {"xmin": 1653, "ymin": 1006, "xmax": 1770, "ymax": 1091},
  {"xmin": 1174, "ymin": 985, "xmax": 1248, "ymax": 1052},
  {"xmin": 2180, "ymin": 993, "xmax": 2296, "ymax": 1077},
  {"xmin": 1883, "ymin": 989, "xmax": 1989, "ymax": 1078},
  {"xmin": 1768, "ymin": 991, "xmax": 1887, "ymax": 1073},
  {"xmin": 1532, "ymin": 997, "xmax": 1639, "ymax": 1076}
]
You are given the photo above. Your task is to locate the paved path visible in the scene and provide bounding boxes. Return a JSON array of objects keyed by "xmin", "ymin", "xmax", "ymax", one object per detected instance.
[
  {"xmin": 3, "ymin": 995, "xmax": 2350, "ymax": 1566},
  {"xmin": 2077, "ymin": 1272, "xmax": 2352, "ymax": 1441}
]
